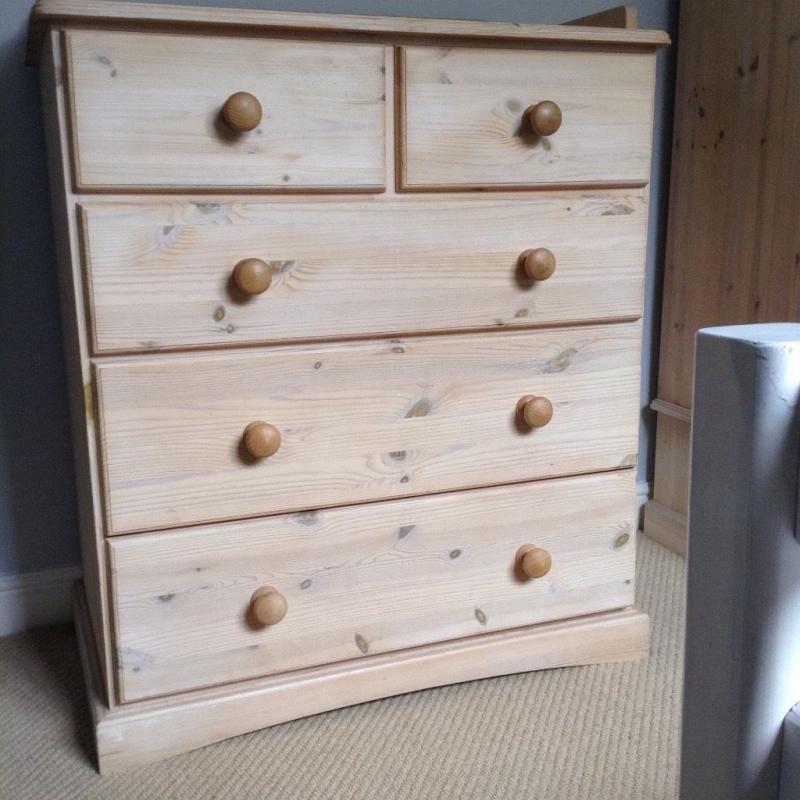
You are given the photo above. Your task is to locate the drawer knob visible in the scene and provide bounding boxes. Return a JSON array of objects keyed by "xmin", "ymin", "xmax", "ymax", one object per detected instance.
[
  {"xmin": 243, "ymin": 421, "xmax": 281, "ymax": 459},
  {"xmin": 251, "ymin": 587, "xmax": 287, "ymax": 626},
  {"xmin": 517, "ymin": 394, "xmax": 553, "ymax": 428},
  {"xmin": 222, "ymin": 91, "xmax": 263, "ymax": 133},
  {"xmin": 523, "ymin": 101, "xmax": 562, "ymax": 137},
  {"xmin": 517, "ymin": 544, "xmax": 552, "ymax": 579},
  {"xmin": 519, "ymin": 248, "xmax": 556, "ymax": 281},
  {"xmin": 233, "ymin": 258, "xmax": 272, "ymax": 296}
]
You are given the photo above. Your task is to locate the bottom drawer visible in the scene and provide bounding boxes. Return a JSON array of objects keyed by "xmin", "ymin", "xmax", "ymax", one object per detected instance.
[{"xmin": 110, "ymin": 471, "xmax": 636, "ymax": 702}]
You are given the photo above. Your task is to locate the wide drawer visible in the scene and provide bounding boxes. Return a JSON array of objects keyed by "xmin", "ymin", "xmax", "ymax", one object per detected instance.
[
  {"xmin": 95, "ymin": 324, "xmax": 640, "ymax": 534},
  {"xmin": 80, "ymin": 193, "xmax": 647, "ymax": 353},
  {"xmin": 398, "ymin": 46, "xmax": 656, "ymax": 190},
  {"xmin": 63, "ymin": 30, "xmax": 386, "ymax": 190},
  {"xmin": 109, "ymin": 472, "xmax": 636, "ymax": 702}
]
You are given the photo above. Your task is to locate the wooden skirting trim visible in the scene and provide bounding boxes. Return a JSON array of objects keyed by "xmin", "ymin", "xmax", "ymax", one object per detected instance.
[
  {"xmin": 650, "ymin": 398, "xmax": 692, "ymax": 424},
  {"xmin": 643, "ymin": 500, "xmax": 687, "ymax": 556},
  {"xmin": 74, "ymin": 583, "xmax": 649, "ymax": 774},
  {"xmin": 565, "ymin": 6, "xmax": 638, "ymax": 30}
]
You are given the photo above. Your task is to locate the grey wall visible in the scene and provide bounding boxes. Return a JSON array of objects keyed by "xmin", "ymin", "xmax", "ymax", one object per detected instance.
[{"xmin": 0, "ymin": 0, "xmax": 678, "ymax": 578}]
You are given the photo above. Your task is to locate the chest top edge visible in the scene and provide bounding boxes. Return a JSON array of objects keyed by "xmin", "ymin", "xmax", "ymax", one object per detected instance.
[{"xmin": 27, "ymin": 0, "xmax": 670, "ymax": 66}]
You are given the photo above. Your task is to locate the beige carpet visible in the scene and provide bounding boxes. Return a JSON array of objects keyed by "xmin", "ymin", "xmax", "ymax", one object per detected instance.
[{"xmin": 0, "ymin": 536, "xmax": 684, "ymax": 800}]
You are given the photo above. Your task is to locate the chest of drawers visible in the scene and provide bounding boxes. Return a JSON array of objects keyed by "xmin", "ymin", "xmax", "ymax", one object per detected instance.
[{"xmin": 28, "ymin": 0, "xmax": 668, "ymax": 773}]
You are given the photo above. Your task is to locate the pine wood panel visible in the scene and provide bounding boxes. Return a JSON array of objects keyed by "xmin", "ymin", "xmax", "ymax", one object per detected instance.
[
  {"xmin": 645, "ymin": 0, "xmax": 799, "ymax": 553},
  {"xmin": 95, "ymin": 323, "xmax": 641, "ymax": 534},
  {"xmin": 657, "ymin": 0, "xmax": 800, "ymax": 410},
  {"xmin": 27, "ymin": 0, "xmax": 670, "ymax": 66},
  {"xmin": 30, "ymin": 0, "xmax": 665, "ymax": 770},
  {"xmin": 64, "ymin": 30, "xmax": 386, "ymax": 191},
  {"xmin": 80, "ymin": 192, "xmax": 648, "ymax": 353},
  {"xmin": 398, "ymin": 45, "xmax": 657, "ymax": 190},
  {"xmin": 642, "ymin": 498, "xmax": 686, "ymax": 556},
  {"xmin": 75, "ymin": 584, "xmax": 647, "ymax": 774},
  {"xmin": 652, "ymin": 414, "xmax": 690, "ymax": 514},
  {"xmin": 38, "ymin": 31, "xmax": 117, "ymax": 696},
  {"xmin": 109, "ymin": 471, "xmax": 636, "ymax": 702}
]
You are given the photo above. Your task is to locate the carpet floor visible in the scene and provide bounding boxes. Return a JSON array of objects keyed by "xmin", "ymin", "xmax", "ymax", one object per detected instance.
[{"xmin": 0, "ymin": 535, "xmax": 684, "ymax": 800}]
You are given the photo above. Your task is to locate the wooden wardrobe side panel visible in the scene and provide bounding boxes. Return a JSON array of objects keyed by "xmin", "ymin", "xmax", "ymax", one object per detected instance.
[
  {"xmin": 648, "ymin": 0, "xmax": 800, "ymax": 550},
  {"xmin": 658, "ymin": 0, "xmax": 800, "ymax": 408},
  {"xmin": 39, "ymin": 30, "xmax": 115, "ymax": 701}
]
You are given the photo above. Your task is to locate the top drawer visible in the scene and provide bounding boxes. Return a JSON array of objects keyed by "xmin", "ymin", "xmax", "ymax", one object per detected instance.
[
  {"xmin": 63, "ymin": 30, "xmax": 386, "ymax": 191},
  {"xmin": 398, "ymin": 46, "xmax": 656, "ymax": 190}
]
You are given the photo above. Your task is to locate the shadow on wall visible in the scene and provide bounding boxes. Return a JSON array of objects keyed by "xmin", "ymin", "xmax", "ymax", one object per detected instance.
[{"xmin": 0, "ymin": 1, "xmax": 80, "ymax": 578}]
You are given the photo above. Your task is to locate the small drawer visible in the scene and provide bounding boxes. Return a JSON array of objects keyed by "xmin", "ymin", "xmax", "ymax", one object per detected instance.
[
  {"xmin": 64, "ymin": 30, "xmax": 386, "ymax": 191},
  {"xmin": 95, "ymin": 324, "xmax": 640, "ymax": 535},
  {"xmin": 109, "ymin": 472, "xmax": 636, "ymax": 701},
  {"xmin": 397, "ymin": 45, "xmax": 656, "ymax": 190},
  {"xmin": 80, "ymin": 193, "xmax": 647, "ymax": 353}
]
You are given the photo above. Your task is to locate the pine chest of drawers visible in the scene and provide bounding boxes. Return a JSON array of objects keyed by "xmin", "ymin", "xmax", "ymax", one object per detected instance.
[{"xmin": 28, "ymin": 0, "xmax": 668, "ymax": 773}]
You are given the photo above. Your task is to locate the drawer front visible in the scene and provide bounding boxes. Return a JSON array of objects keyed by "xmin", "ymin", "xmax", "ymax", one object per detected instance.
[
  {"xmin": 398, "ymin": 46, "xmax": 655, "ymax": 190},
  {"xmin": 81, "ymin": 193, "xmax": 647, "ymax": 353},
  {"xmin": 64, "ymin": 30, "xmax": 386, "ymax": 190},
  {"xmin": 110, "ymin": 472, "xmax": 636, "ymax": 701},
  {"xmin": 96, "ymin": 324, "xmax": 640, "ymax": 534}
]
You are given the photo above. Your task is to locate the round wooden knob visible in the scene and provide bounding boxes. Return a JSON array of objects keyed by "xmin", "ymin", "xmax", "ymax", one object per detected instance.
[
  {"xmin": 519, "ymin": 248, "xmax": 556, "ymax": 281},
  {"xmin": 517, "ymin": 544, "xmax": 552, "ymax": 579},
  {"xmin": 523, "ymin": 101, "xmax": 562, "ymax": 137},
  {"xmin": 517, "ymin": 395, "xmax": 553, "ymax": 428},
  {"xmin": 233, "ymin": 258, "xmax": 272, "ymax": 295},
  {"xmin": 222, "ymin": 91, "xmax": 262, "ymax": 133},
  {"xmin": 243, "ymin": 421, "xmax": 281, "ymax": 459},
  {"xmin": 251, "ymin": 587, "xmax": 287, "ymax": 626}
]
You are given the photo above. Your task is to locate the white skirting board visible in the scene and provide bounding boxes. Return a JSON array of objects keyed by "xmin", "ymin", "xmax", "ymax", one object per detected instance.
[{"xmin": 0, "ymin": 565, "xmax": 82, "ymax": 636}]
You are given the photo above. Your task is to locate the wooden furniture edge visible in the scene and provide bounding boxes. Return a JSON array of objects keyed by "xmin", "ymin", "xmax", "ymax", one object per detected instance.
[
  {"xmin": 642, "ymin": 499, "xmax": 686, "ymax": 555},
  {"xmin": 41, "ymin": 28, "xmax": 115, "ymax": 696},
  {"xmin": 565, "ymin": 6, "xmax": 638, "ymax": 30},
  {"xmin": 73, "ymin": 580, "xmax": 110, "ymax": 762},
  {"xmin": 73, "ymin": 582, "xmax": 648, "ymax": 773},
  {"xmin": 651, "ymin": 397, "xmax": 692, "ymax": 424},
  {"xmin": 27, "ymin": 0, "xmax": 670, "ymax": 65}
]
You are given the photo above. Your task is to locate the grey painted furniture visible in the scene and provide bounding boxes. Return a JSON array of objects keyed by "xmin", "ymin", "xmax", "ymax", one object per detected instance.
[
  {"xmin": 681, "ymin": 324, "xmax": 800, "ymax": 800},
  {"xmin": 782, "ymin": 705, "xmax": 800, "ymax": 800}
]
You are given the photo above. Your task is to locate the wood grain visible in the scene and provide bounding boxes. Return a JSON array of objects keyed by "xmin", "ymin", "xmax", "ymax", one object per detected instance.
[
  {"xmin": 64, "ymin": 29, "xmax": 386, "ymax": 191},
  {"xmin": 95, "ymin": 323, "xmax": 642, "ymax": 534},
  {"xmin": 38, "ymin": 31, "xmax": 117, "ymax": 697},
  {"xmin": 650, "ymin": 397, "xmax": 691, "ymax": 424},
  {"xmin": 657, "ymin": 0, "xmax": 800, "ymax": 409},
  {"xmin": 80, "ymin": 192, "xmax": 647, "ymax": 353},
  {"xmin": 28, "ymin": 0, "xmax": 670, "ymax": 66},
  {"xmin": 109, "ymin": 472, "xmax": 637, "ymax": 701},
  {"xmin": 75, "ymin": 583, "xmax": 648, "ymax": 774},
  {"xmin": 398, "ymin": 45, "xmax": 657, "ymax": 189},
  {"xmin": 646, "ymin": 0, "xmax": 799, "ymax": 551},
  {"xmin": 645, "ymin": 412, "xmax": 690, "ymax": 555},
  {"xmin": 642, "ymin": 499, "xmax": 686, "ymax": 556},
  {"xmin": 33, "ymin": 0, "xmax": 662, "ymax": 769}
]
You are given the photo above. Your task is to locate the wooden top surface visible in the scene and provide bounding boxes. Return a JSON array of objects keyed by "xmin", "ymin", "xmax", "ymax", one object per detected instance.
[{"xmin": 28, "ymin": 0, "xmax": 670, "ymax": 64}]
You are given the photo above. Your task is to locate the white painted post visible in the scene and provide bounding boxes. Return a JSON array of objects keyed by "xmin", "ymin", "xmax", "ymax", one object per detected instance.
[
  {"xmin": 681, "ymin": 324, "xmax": 800, "ymax": 800},
  {"xmin": 782, "ymin": 705, "xmax": 800, "ymax": 800}
]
